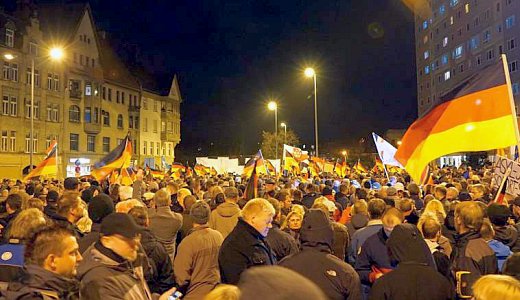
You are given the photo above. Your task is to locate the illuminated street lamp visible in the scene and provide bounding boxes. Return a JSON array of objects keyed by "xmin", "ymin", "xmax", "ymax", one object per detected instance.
[
  {"xmin": 304, "ymin": 67, "xmax": 319, "ymax": 157},
  {"xmin": 5, "ymin": 46, "xmax": 65, "ymax": 170},
  {"xmin": 280, "ymin": 122, "xmax": 287, "ymax": 145},
  {"xmin": 341, "ymin": 150, "xmax": 348, "ymax": 161},
  {"xmin": 268, "ymin": 101, "xmax": 278, "ymax": 160}
]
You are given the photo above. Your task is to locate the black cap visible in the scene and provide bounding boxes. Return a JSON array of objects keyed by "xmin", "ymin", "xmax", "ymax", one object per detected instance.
[
  {"xmin": 100, "ymin": 213, "xmax": 142, "ymax": 239},
  {"xmin": 458, "ymin": 192, "xmax": 472, "ymax": 201},
  {"xmin": 322, "ymin": 186, "xmax": 333, "ymax": 196},
  {"xmin": 64, "ymin": 177, "xmax": 79, "ymax": 190},
  {"xmin": 88, "ymin": 194, "xmax": 115, "ymax": 223}
]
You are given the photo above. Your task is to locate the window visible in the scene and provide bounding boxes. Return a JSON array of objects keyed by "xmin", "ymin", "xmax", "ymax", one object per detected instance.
[
  {"xmin": 116, "ymin": 91, "xmax": 120, "ymax": 103},
  {"xmin": 87, "ymin": 135, "xmax": 95, "ymax": 152},
  {"xmin": 53, "ymin": 75, "xmax": 59, "ymax": 91},
  {"xmin": 9, "ymin": 96, "xmax": 17, "ymax": 116},
  {"xmin": 156, "ymin": 143, "xmax": 160, "ymax": 155},
  {"xmin": 129, "ymin": 116, "xmax": 133, "ymax": 129},
  {"xmin": 102, "ymin": 110, "xmax": 110, "ymax": 126},
  {"xmin": 508, "ymin": 39, "xmax": 516, "ymax": 50},
  {"xmin": 2, "ymin": 96, "xmax": 9, "ymax": 116},
  {"xmin": 154, "ymin": 100, "xmax": 158, "ymax": 112},
  {"xmin": 85, "ymin": 107, "xmax": 91, "ymax": 123},
  {"xmin": 143, "ymin": 98, "xmax": 148, "ymax": 109},
  {"xmin": 103, "ymin": 137, "xmax": 110, "ymax": 153},
  {"xmin": 453, "ymin": 45, "xmax": 463, "ymax": 59},
  {"xmin": 459, "ymin": 63, "xmax": 465, "ymax": 73},
  {"xmin": 108, "ymin": 88, "xmax": 112, "ymax": 101},
  {"xmin": 26, "ymin": 68, "xmax": 39, "ymax": 86},
  {"xmin": 1, "ymin": 131, "xmax": 7, "ymax": 152},
  {"xmin": 439, "ymin": 4, "xmax": 446, "ymax": 15},
  {"xmin": 69, "ymin": 105, "xmax": 80, "ymax": 122},
  {"xmin": 24, "ymin": 99, "xmax": 39, "ymax": 119},
  {"xmin": 450, "ymin": 0, "xmax": 459, "ymax": 7},
  {"xmin": 47, "ymin": 104, "xmax": 59, "ymax": 122},
  {"xmin": 143, "ymin": 141, "xmax": 147, "ymax": 155},
  {"xmin": 423, "ymin": 21, "xmax": 428, "ymax": 29},
  {"xmin": 487, "ymin": 49, "xmax": 495, "ymax": 60},
  {"xmin": 46, "ymin": 104, "xmax": 52, "ymax": 121},
  {"xmin": 442, "ymin": 54, "xmax": 449, "ymax": 65},
  {"xmin": 9, "ymin": 131, "xmax": 15, "ymax": 152},
  {"xmin": 143, "ymin": 118, "xmax": 148, "ymax": 132},
  {"xmin": 3, "ymin": 62, "xmax": 17, "ymax": 81},
  {"xmin": 450, "ymin": 16, "xmax": 454, "ymax": 25},
  {"xmin": 149, "ymin": 142, "xmax": 153, "ymax": 155},
  {"xmin": 483, "ymin": 30, "xmax": 491, "ymax": 43},
  {"xmin": 47, "ymin": 73, "xmax": 53, "ymax": 90},
  {"xmin": 93, "ymin": 107, "xmax": 99, "ymax": 123},
  {"xmin": 497, "ymin": 2, "xmax": 501, "ymax": 12},
  {"xmin": 5, "ymin": 28, "xmax": 14, "ymax": 47},
  {"xmin": 477, "ymin": 55, "xmax": 482, "ymax": 65},
  {"xmin": 153, "ymin": 120, "xmax": 158, "ymax": 133},
  {"xmin": 85, "ymin": 83, "xmax": 92, "ymax": 96},
  {"xmin": 102, "ymin": 86, "xmax": 106, "ymax": 100},
  {"xmin": 121, "ymin": 92, "xmax": 125, "ymax": 105},
  {"xmin": 509, "ymin": 61, "xmax": 518, "ymax": 72},
  {"xmin": 25, "ymin": 133, "xmax": 37, "ymax": 154},
  {"xmin": 69, "ymin": 79, "xmax": 81, "ymax": 99},
  {"xmin": 470, "ymin": 36, "xmax": 479, "ymax": 49},
  {"xmin": 443, "ymin": 37, "xmax": 448, "ymax": 47},
  {"xmin": 117, "ymin": 114, "xmax": 123, "ymax": 128},
  {"xmin": 424, "ymin": 51, "xmax": 429, "ymax": 59},
  {"xmin": 162, "ymin": 121, "xmax": 166, "ymax": 132},
  {"xmin": 444, "ymin": 71, "xmax": 451, "ymax": 81},
  {"xmin": 465, "ymin": 3, "xmax": 470, "ymax": 13},
  {"xmin": 506, "ymin": 15, "xmax": 516, "ymax": 29},
  {"xmin": 70, "ymin": 133, "xmax": 79, "ymax": 151},
  {"xmin": 513, "ymin": 83, "xmax": 520, "ymax": 95},
  {"xmin": 29, "ymin": 42, "xmax": 38, "ymax": 56},
  {"xmin": 134, "ymin": 116, "xmax": 139, "ymax": 129}
]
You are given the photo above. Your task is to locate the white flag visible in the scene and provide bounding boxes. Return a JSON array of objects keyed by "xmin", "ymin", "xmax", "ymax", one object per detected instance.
[{"xmin": 372, "ymin": 132, "xmax": 403, "ymax": 168}]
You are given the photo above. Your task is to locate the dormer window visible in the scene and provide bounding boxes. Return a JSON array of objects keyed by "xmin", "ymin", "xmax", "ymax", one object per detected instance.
[{"xmin": 5, "ymin": 29, "xmax": 14, "ymax": 47}]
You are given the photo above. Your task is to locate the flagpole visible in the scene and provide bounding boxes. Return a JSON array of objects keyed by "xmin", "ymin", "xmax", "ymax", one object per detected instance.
[
  {"xmin": 494, "ymin": 168, "xmax": 511, "ymax": 203},
  {"xmin": 502, "ymin": 54, "xmax": 520, "ymax": 148},
  {"xmin": 55, "ymin": 141, "xmax": 59, "ymax": 180},
  {"xmin": 382, "ymin": 163, "xmax": 390, "ymax": 181}
]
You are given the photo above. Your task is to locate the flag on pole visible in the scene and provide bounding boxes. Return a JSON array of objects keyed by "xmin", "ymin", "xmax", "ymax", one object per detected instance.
[
  {"xmin": 283, "ymin": 144, "xmax": 308, "ymax": 174},
  {"xmin": 353, "ymin": 159, "xmax": 367, "ymax": 173},
  {"xmin": 372, "ymin": 132, "xmax": 404, "ymax": 168},
  {"xmin": 194, "ymin": 164, "xmax": 208, "ymax": 176},
  {"xmin": 372, "ymin": 157, "xmax": 385, "ymax": 174},
  {"xmin": 244, "ymin": 158, "xmax": 259, "ymax": 201},
  {"xmin": 395, "ymin": 55, "xmax": 519, "ymax": 183},
  {"xmin": 91, "ymin": 135, "xmax": 133, "ymax": 181},
  {"xmin": 24, "ymin": 140, "xmax": 58, "ymax": 181}
]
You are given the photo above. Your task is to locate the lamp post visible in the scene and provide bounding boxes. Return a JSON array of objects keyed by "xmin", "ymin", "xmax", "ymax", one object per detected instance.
[
  {"xmin": 268, "ymin": 101, "xmax": 278, "ymax": 160},
  {"xmin": 280, "ymin": 122, "xmax": 287, "ymax": 145},
  {"xmin": 342, "ymin": 150, "xmax": 347, "ymax": 162},
  {"xmin": 5, "ymin": 47, "xmax": 64, "ymax": 171},
  {"xmin": 305, "ymin": 67, "xmax": 318, "ymax": 157}
]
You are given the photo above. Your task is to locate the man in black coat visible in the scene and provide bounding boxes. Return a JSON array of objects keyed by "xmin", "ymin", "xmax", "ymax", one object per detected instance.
[
  {"xmin": 280, "ymin": 209, "xmax": 361, "ymax": 300},
  {"xmin": 302, "ymin": 184, "xmax": 320, "ymax": 209},
  {"xmin": 219, "ymin": 198, "xmax": 276, "ymax": 284},
  {"xmin": 369, "ymin": 224, "xmax": 453, "ymax": 300}
]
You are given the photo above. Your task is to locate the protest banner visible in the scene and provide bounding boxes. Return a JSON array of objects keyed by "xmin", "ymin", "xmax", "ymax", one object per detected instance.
[{"xmin": 493, "ymin": 156, "xmax": 520, "ymax": 197}]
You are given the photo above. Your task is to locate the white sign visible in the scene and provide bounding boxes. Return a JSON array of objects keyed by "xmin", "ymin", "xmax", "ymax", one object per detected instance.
[{"xmin": 493, "ymin": 156, "xmax": 520, "ymax": 197}]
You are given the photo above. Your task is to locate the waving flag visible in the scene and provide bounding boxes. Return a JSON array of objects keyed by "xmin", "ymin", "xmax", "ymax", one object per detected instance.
[
  {"xmin": 372, "ymin": 133, "xmax": 403, "ymax": 168},
  {"xmin": 372, "ymin": 157, "xmax": 385, "ymax": 174},
  {"xmin": 283, "ymin": 144, "xmax": 308, "ymax": 174},
  {"xmin": 91, "ymin": 135, "xmax": 133, "ymax": 181},
  {"xmin": 395, "ymin": 55, "xmax": 519, "ymax": 182},
  {"xmin": 24, "ymin": 140, "xmax": 58, "ymax": 181},
  {"xmin": 353, "ymin": 159, "xmax": 367, "ymax": 173}
]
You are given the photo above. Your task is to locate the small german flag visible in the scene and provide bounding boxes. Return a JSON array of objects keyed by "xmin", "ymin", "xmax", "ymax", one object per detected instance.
[{"xmin": 24, "ymin": 140, "xmax": 58, "ymax": 181}]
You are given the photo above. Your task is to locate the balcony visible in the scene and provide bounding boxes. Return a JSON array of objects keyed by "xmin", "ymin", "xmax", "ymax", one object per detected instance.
[
  {"xmin": 70, "ymin": 90, "xmax": 82, "ymax": 100},
  {"xmin": 161, "ymin": 131, "xmax": 179, "ymax": 142},
  {"xmin": 161, "ymin": 109, "xmax": 174, "ymax": 120},
  {"xmin": 84, "ymin": 122, "xmax": 101, "ymax": 134}
]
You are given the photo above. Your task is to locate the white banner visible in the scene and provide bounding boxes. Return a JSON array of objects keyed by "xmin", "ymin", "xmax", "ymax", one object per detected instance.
[{"xmin": 493, "ymin": 156, "xmax": 520, "ymax": 197}]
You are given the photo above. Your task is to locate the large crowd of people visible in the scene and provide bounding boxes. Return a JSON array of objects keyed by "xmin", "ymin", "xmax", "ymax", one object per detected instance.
[{"xmin": 0, "ymin": 164, "xmax": 520, "ymax": 299}]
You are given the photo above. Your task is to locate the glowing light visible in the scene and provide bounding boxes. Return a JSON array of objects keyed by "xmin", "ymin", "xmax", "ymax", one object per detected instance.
[
  {"xmin": 268, "ymin": 101, "xmax": 277, "ymax": 111},
  {"xmin": 49, "ymin": 47, "xmax": 64, "ymax": 60},
  {"xmin": 3, "ymin": 53, "xmax": 14, "ymax": 60},
  {"xmin": 465, "ymin": 124, "xmax": 475, "ymax": 132},
  {"xmin": 280, "ymin": 122, "xmax": 286, "ymax": 128},
  {"xmin": 304, "ymin": 67, "xmax": 315, "ymax": 78}
]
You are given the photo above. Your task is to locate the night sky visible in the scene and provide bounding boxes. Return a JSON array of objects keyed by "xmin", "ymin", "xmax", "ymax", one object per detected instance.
[{"xmin": 28, "ymin": 0, "xmax": 418, "ymax": 158}]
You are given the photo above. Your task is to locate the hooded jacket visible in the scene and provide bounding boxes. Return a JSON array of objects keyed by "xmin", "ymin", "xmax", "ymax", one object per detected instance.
[
  {"xmin": 346, "ymin": 214, "xmax": 369, "ymax": 243},
  {"xmin": 6, "ymin": 264, "xmax": 80, "ymax": 300},
  {"xmin": 265, "ymin": 221, "xmax": 299, "ymax": 261},
  {"xmin": 209, "ymin": 202, "xmax": 240, "ymax": 239},
  {"xmin": 77, "ymin": 242, "xmax": 154, "ymax": 300},
  {"xmin": 493, "ymin": 224, "xmax": 520, "ymax": 251},
  {"xmin": 139, "ymin": 227, "xmax": 175, "ymax": 294},
  {"xmin": 280, "ymin": 209, "xmax": 361, "ymax": 300},
  {"xmin": 369, "ymin": 224, "xmax": 453, "ymax": 300},
  {"xmin": 218, "ymin": 218, "xmax": 276, "ymax": 285}
]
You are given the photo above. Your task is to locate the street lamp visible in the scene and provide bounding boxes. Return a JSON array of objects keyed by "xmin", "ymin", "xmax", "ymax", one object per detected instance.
[
  {"xmin": 268, "ymin": 101, "xmax": 278, "ymax": 160},
  {"xmin": 280, "ymin": 122, "xmax": 287, "ymax": 145},
  {"xmin": 5, "ymin": 46, "xmax": 64, "ymax": 170},
  {"xmin": 341, "ymin": 150, "xmax": 347, "ymax": 161},
  {"xmin": 304, "ymin": 67, "xmax": 319, "ymax": 157}
]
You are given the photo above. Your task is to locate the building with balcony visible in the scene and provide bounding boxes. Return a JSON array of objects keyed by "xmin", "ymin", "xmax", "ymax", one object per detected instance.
[{"xmin": 0, "ymin": 2, "xmax": 181, "ymax": 179}]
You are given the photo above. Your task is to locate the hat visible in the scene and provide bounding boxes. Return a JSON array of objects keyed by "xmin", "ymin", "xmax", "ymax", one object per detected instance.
[
  {"xmin": 512, "ymin": 196, "xmax": 520, "ymax": 207},
  {"xmin": 322, "ymin": 186, "xmax": 333, "ymax": 196},
  {"xmin": 394, "ymin": 182, "xmax": 405, "ymax": 192},
  {"xmin": 487, "ymin": 203, "xmax": 511, "ymax": 226},
  {"xmin": 64, "ymin": 177, "xmax": 79, "ymax": 190},
  {"xmin": 299, "ymin": 209, "xmax": 333, "ymax": 247},
  {"xmin": 100, "ymin": 213, "xmax": 142, "ymax": 239},
  {"xmin": 458, "ymin": 192, "xmax": 472, "ymax": 201},
  {"xmin": 88, "ymin": 194, "xmax": 115, "ymax": 223},
  {"xmin": 387, "ymin": 187, "xmax": 397, "ymax": 196},
  {"xmin": 190, "ymin": 201, "xmax": 210, "ymax": 224},
  {"xmin": 47, "ymin": 190, "xmax": 59, "ymax": 202}
]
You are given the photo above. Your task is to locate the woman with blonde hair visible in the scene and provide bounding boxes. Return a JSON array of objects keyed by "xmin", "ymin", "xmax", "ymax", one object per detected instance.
[
  {"xmin": 203, "ymin": 284, "xmax": 240, "ymax": 300},
  {"xmin": 423, "ymin": 199, "xmax": 447, "ymax": 221},
  {"xmin": 281, "ymin": 211, "xmax": 304, "ymax": 241},
  {"xmin": 472, "ymin": 274, "xmax": 520, "ymax": 299},
  {"xmin": 6, "ymin": 208, "xmax": 47, "ymax": 241}
]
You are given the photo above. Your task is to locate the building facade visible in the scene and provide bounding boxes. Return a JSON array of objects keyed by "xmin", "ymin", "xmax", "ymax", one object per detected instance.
[
  {"xmin": 415, "ymin": 0, "xmax": 520, "ymax": 116},
  {"xmin": 0, "ymin": 3, "xmax": 181, "ymax": 179}
]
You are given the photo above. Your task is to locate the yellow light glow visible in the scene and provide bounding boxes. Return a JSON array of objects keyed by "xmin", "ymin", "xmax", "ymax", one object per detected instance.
[
  {"xmin": 341, "ymin": 150, "xmax": 347, "ymax": 156},
  {"xmin": 3, "ymin": 53, "xmax": 15, "ymax": 60},
  {"xmin": 49, "ymin": 47, "xmax": 64, "ymax": 61},
  {"xmin": 280, "ymin": 122, "xmax": 286, "ymax": 128},
  {"xmin": 304, "ymin": 67, "xmax": 315, "ymax": 78},
  {"xmin": 268, "ymin": 101, "xmax": 277, "ymax": 111},
  {"xmin": 397, "ymin": 140, "xmax": 402, "ymax": 146}
]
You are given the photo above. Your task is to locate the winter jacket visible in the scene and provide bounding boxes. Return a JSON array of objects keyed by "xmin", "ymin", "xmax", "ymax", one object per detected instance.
[
  {"xmin": 6, "ymin": 264, "xmax": 80, "ymax": 300},
  {"xmin": 450, "ymin": 230, "xmax": 498, "ymax": 299},
  {"xmin": 148, "ymin": 206, "xmax": 183, "ymax": 262},
  {"xmin": 218, "ymin": 218, "xmax": 276, "ymax": 285},
  {"xmin": 174, "ymin": 225, "xmax": 223, "ymax": 300},
  {"xmin": 48, "ymin": 214, "xmax": 83, "ymax": 240},
  {"xmin": 78, "ymin": 223, "xmax": 101, "ymax": 254},
  {"xmin": 335, "ymin": 192, "xmax": 349, "ymax": 212},
  {"xmin": 348, "ymin": 220, "xmax": 383, "ymax": 264},
  {"xmin": 410, "ymin": 194, "xmax": 424, "ymax": 210},
  {"xmin": 331, "ymin": 221, "xmax": 349, "ymax": 261},
  {"xmin": 302, "ymin": 192, "xmax": 319, "ymax": 209},
  {"xmin": 369, "ymin": 224, "xmax": 453, "ymax": 300},
  {"xmin": 425, "ymin": 239, "xmax": 451, "ymax": 279},
  {"xmin": 280, "ymin": 210, "xmax": 362, "ymax": 300},
  {"xmin": 346, "ymin": 214, "xmax": 369, "ymax": 243},
  {"xmin": 140, "ymin": 228, "xmax": 175, "ymax": 294},
  {"xmin": 265, "ymin": 222, "xmax": 299, "ymax": 261},
  {"xmin": 78, "ymin": 242, "xmax": 155, "ymax": 300},
  {"xmin": 493, "ymin": 224, "xmax": 520, "ymax": 252},
  {"xmin": 209, "ymin": 202, "xmax": 240, "ymax": 239},
  {"xmin": 178, "ymin": 213, "xmax": 195, "ymax": 242},
  {"xmin": 487, "ymin": 239, "xmax": 512, "ymax": 271}
]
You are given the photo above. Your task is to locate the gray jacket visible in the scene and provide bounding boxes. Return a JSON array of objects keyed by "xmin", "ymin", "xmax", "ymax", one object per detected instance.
[{"xmin": 148, "ymin": 206, "xmax": 183, "ymax": 262}]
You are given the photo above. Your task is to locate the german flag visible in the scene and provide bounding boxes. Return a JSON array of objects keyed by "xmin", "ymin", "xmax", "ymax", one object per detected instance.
[
  {"xmin": 91, "ymin": 135, "xmax": 132, "ymax": 181},
  {"xmin": 194, "ymin": 164, "xmax": 208, "ymax": 176},
  {"xmin": 372, "ymin": 157, "xmax": 385, "ymax": 174},
  {"xmin": 24, "ymin": 140, "xmax": 58, "ymax": 181},
  {"xmin": 244, "ymin": 158, "xmax": 259, "ymax": 201},
  {"xmin": 395, "ymin": 55, "xmax": 519, "ymax": 182},
  {"xmin": 353, "ymin": 159, "xmax": 367, "ymax": 173}
]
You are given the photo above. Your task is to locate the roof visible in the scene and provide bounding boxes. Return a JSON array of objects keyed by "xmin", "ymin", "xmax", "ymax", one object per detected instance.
[
  {"xmin": 97, "ymin": 35, "xmax": 141, "ymax": 90},
  {"xmin": 37, "ymin": 2, "xmax": 86, "ymax": 43}
]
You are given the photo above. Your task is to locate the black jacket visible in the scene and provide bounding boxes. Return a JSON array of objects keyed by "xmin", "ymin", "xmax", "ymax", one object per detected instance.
[
  {"xmin": 369, "ymin": 224, "xmax": 452, "ymax": 300},
  {"xmin": 302, "ymin": 192, "xmax": 319, "ymax": 209},
  {"xmin": 49, "ymin": 214, "xmax": 83, "ymax": 239},
  {"xmin": 218, "ymin": 218, "xmax": 276, "ymax": 285},
  {"xmin": 78, "ymin": 223, "xmax": 101, "ymax": 254},
  {"xmin": 335, "ymin": 192, "xmax": 349, "ymax": 211},
  {"xmin": 280, "ymin": 210, "xmax": 361, "ymax": 300},
  {"xmin": 265, "ymin": 222, "xmax": 299, "ymax": 261},
  {"xmin": 140, "ymin": 228, "xmax": 175, "ymax": 294},
  {"xmin": 450, "ymin": 230, "xmax": 498, "ymax": 298},
  {"xmin": 6, "ymin": 264, "xmax": 80, "ymax": 300}
]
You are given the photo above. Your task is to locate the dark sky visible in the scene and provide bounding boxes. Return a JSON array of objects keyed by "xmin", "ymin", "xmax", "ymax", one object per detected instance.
[{"xmin": 32, "ymin": 0, "xmax": 418, "ymax": 158}]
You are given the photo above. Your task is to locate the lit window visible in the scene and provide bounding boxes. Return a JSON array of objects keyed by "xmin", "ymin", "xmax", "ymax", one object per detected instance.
[
  {"xmin": 442, "ymin": 54, "xmax": 449, "ymax": 65},
  {"xmin": 443, "ymin": 37, "xmax": 448, "ymax": 47},
  {"xmin": 450, "ymin": 0, "xmax": 459, "ymax": 7},
  {"xmin": 424, "ymin": 65, "xmax": 430, "ymax": 75},
  {"xmin": 470, "ymin": 36, "xmax": 479, "ymax": 49},
  {"xmin": 424, "ymin": 51, "xmax": 429, "ymax": 60},
  {"xmin": 450, "ymin": 16, "xmax": 454, "ymax": 25},
  {"xmin": 5, "ymin": 28, "xmax": 14, "ymax": 47},
  {"xmin": 444, "ymin": 71, "xmax": 451, "ymax": 81},
  {"xmin": 423, "ymin": 21, "xmax": 428, "ymax": 29},
  {"xmin": 506, "ymin": 15, "xmax": 516, "ymax": 29},
  {"xmin": 453, "ymin": 45, "xmax": 463, "ymax": 59},
  {"xmin": 439, "ymin": 4, "xmax": 446, "ymax": 15},
  {"xmin": 465, "ymin": 3, "xmax": 470, "ymax": 13}
]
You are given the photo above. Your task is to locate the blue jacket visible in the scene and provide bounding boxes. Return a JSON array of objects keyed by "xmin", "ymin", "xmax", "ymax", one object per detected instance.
[
  {"xmin": 487, "ymin": 239, "xmax": 512, "ymax": 271},
  {"xmin": 348, "ymin": 220, "xmax": 383, "ymax": 264}
]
